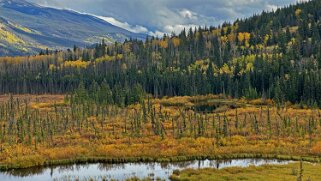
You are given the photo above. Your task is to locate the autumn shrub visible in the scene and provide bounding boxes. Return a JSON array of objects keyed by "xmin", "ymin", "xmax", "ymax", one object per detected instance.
[{"xmin": 312, "ymin": 142, "xmax": 321, "ymax": 155}]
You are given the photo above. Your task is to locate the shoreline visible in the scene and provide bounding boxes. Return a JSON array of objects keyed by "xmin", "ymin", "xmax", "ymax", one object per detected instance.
[{"xmin": 1, "ymin": 153, "xmax": 320, "ymax": 171}]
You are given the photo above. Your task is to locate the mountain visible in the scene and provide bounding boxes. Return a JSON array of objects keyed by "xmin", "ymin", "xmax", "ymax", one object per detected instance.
[{"xmin": 0, "ymin": 0, "xmax": 145, "ymax": 56}]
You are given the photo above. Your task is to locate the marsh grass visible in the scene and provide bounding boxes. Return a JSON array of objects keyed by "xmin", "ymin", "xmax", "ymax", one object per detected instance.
[
  {"xmin": 1, "ymin": 95, "xmax": 321, "ymax": 170},
  {"xmin": 169, "ymin": 162, "xmax": 321, "ymax": 181}
]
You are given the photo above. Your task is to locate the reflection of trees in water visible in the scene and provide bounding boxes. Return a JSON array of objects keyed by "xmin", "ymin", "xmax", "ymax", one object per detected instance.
[
  {"xmin": 212, "ymin": 159, "xmax": 285, "ymax": 169},
  {"xmin": 145, "ymin": 162, "xmax": 157, "ymax": 170},
  {"xmin": 159, "ymin": 162, "xmax": 170, "ymax": 169},
  {"xmin": 215, "ymin": 159, "xmax": 254, "ymax": 169},
  {"xmin": 55, "ymin": 164, "xmax": 90, "ymax": 174},
  {"xmin": 216, "ymin": 159, "xmax": 232, "ymax": 168},
  {"xmin": 1, "ymin": 164, "xmax": 88, "ymax": 178},
  {"xmin": 98, "ymin": 163, "xmax": 126, "ymax": 171},
  {"xmin": 167, "ymin": 160, "xmax": 196, "ymax": 168},
  {"xmin": 3, "ymin": 167, "xmax": 45, "ymax": 177},
  {"xmin": 99, "ymin": 162, "xmax": 167, "ymax": 171},
  {"xmin": 1, "ymin": 159, "xmax": 289, "ymax": 178}
]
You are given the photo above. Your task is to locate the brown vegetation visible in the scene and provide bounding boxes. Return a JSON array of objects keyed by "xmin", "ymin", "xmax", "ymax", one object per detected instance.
[{"xmin": 0, "ymin": 94, "xmax": 321, "ymax": 169}]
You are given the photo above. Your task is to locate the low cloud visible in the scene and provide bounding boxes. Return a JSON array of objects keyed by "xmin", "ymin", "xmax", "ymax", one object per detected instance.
[
  {"xmin": 179, "ymin": 9, "xmax": 198, "ymax": 20},
  {"xmin": 96, "ymin": 16, "xmax": 149, "ymax": 34},
  {"xmin": 27, "ymin": 0, "xmax": 303, "ymax": 35},
  {"xmin": 164, "ymin": 24, "xmax": 198, "ymax": 34}
]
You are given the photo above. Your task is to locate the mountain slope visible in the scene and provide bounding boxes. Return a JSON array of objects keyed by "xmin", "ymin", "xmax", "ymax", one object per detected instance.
[{"xmin": 0, "ymin": 0, "xmax": 145, "ymax": 56}]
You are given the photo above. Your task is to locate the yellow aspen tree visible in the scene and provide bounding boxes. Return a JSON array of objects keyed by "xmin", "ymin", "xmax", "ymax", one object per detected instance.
[
  {"xmin": 159, "ymin": 39, "xmax": 168, "ymax": 49},
  {"xmin": 244, "ymin": 32, "xmax": 251, "ymax": 48},
  {"xmin": 238, "ymin": 32, "xmax": 245, "ymax": 45},
  {"xmin": 172, "ymin": 37, "xmax": 180, "ymax": 48}
]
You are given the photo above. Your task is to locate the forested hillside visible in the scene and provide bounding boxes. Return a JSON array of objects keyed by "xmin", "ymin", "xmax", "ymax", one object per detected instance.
[{"xmin": 1, "ymin": 0, "xmax": 321, "ymax": 107}]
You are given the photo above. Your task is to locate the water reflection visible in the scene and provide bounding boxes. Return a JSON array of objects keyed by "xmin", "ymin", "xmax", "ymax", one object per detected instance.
[{"xmin": 0, "ymin": 159, "xmax": 291, "ymax": 181}]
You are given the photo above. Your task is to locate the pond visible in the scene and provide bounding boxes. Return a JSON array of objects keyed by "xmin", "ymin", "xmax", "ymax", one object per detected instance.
[{"xmin": 0, "ymin": 159, "xmax": 291, "ymax": 181}]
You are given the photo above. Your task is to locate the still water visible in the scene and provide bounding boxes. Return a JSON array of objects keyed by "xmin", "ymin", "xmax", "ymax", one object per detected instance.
[{"xmin": 0, "ymin": 159, "xmax": 291, "ymax": 181}]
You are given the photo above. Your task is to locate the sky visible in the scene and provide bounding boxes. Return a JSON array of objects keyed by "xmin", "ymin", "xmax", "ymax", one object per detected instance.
[{"xmin": 27, "ymin": 0, "xmax": 309, "ymax": 36}]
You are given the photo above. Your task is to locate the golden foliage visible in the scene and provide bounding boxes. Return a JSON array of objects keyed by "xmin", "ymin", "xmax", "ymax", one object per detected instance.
[
  {"xmin": 116, "ymin": 54, "xmax": 124, "ymax": 60},
  {"xmin": 0, "ymin": 54, "xmax": 54, "ymax": 64},
  {"xmin": 220, "ymin": 63, "xmax": 232, "ymax": 75},
  {"xmin": 0, "ymin": 27, "xmax": 25, "ymax": 44},
  {"xmin": 238, "ymin": 32, "xmax": 251, "ymax": 47},
  {"xmin": 159, "ymin": 39, "xmax": 169, "ymax": 49},
  {"xmin": 64, "ymin": 60, "xmax": 89, "ymax": 68},
  {"xmin": 220, "ymin": 36, "xmax": 228, "ymax": 45},
  {"xmin": 238, "ymin": 32, "xmax": 245, "ymax": 43},
  {"xmin": 211, "ymin": 29, "xmax": 221, "ymax": 36},
  {"xmin": 172, "ymin": 37, "xmax": 181, "ymax": 48},
  {"xmin": 227, "ymin": 33, "xmax": 235, "ymax": 43},
  {"xmin": 295, "ymin": 8, "xmax": 302, "ymax": 17},
  {"xmin": 188, "ymin": 59, "xmax": 212, "ymax": 73},
  {"xmin": 96, "ymin": 54, "xmax": 124, "ymax": 62}
]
